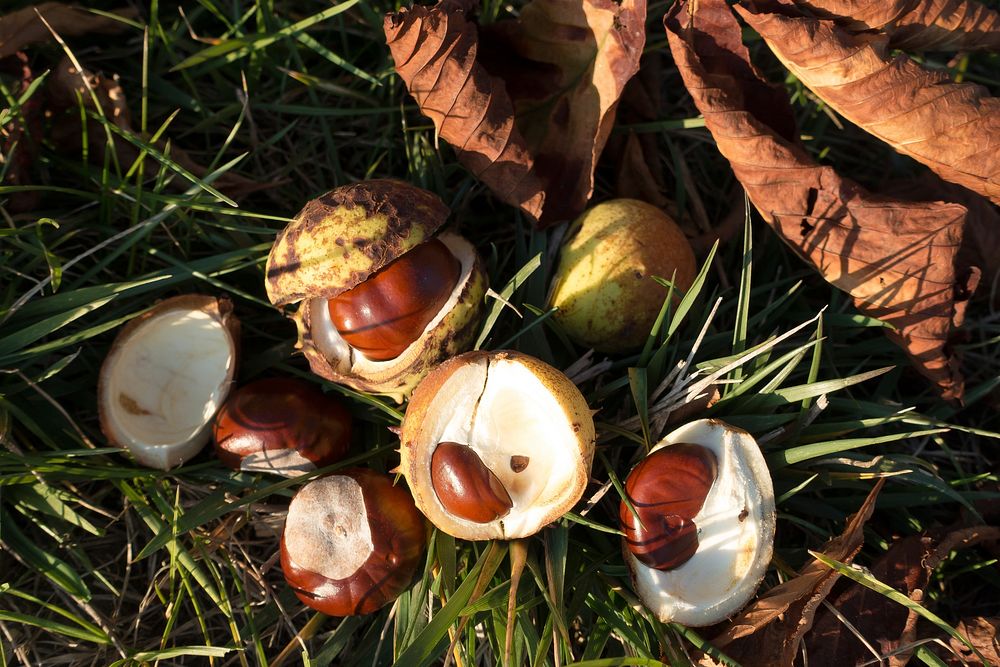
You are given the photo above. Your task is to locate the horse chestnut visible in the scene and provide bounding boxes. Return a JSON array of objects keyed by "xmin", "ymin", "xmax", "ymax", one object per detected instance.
[
  {"xmin": 399, "ymin": 350, "xmax": 596, "ymax": 540},
  {"xmin": 280, "ymin": 468, "xmax": 427, "ymax": 616},
  {"xmin": 264, "ymin": 180, "xmax": 488, "ymax": 402},
  {"xmin": 619, "ymin": 444, "xmax": 717, "ymax": 570},
  {"xmin": 212, "ymin": 377, "xmax": 351, "ymax": 476},
  {"xmin": 431, "ymin": 442, "xmax": 513, "ymax": 524},
  {"xmin": 327, "ymin": 239, "xmax": 460, "ymax": 361},
  {"xmin": 622, "ymin": 420, "xmax": 776, "ymax": 627}
]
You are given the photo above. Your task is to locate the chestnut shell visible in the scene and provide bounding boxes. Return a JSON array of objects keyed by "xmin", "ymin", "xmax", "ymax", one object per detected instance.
[
  {"xmin": 280, "ymin": 468, "xmax": 427, "ymax": 616},
  {"xmin": 623, "ymin": 419, "xmax": 776, "ymax": 627},
  {"xmin": 399, "ymin": 350, "xmax": 596, "ymax": 540},
  {"xmin": 294, "ymin": 234, "xmax": 488, "ymax": 403},
  {"xmin": 265, "ymin": 179, "xmax": 449, "ymax": 307},
  {"xmin": 97, "ymin": 294, "xmax": 240, "ymax": 470}
]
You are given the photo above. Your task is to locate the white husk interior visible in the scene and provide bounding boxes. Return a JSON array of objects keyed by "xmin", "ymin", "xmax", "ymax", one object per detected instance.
[
  {"xmin": 103, "ymin": 308, "xmax": 234, "ymax": 469},
  {"xmin": 310, "ymin": 233, "xmax": 474, "ymax": 371},
  {"xmin": 284, "ymin": 475, "xmax": 374, "ymax": 581},
  {"xmin": 417, "ymin": 356, "xmax": 582, "ymax": 538},
  {"xmin": 630, "ymin": 419, "xmax": 775, "ymax": 626}
]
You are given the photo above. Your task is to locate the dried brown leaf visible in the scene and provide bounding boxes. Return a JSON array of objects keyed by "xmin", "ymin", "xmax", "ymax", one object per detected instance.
[
  {"xmin": 949, "ymin": 617, "xmax": 1000, "ymax": 666},
  {"xmin": 607, "ymin": 54, "xmax": 670, "ymax": 208},
  {"xmin": 704, "ymin": 479, "xmax": 885, "ymax": 667},
  {"xmin": 384, "ymin": 0, "xmax": 646, "ymax": 226},
  {"xmin": 790, "ymin": 0, "xmax": 1000, "ymax": 51},
  {"xmin": 665, "ymin": 0, "xmax": 978, "ymax": 400},
  {"xmin": 0, "ymin": 2, "xmax": 138, "ymax": 60},
  {"xmin": 737, "ymin": 0, "xmax": 1000, "ymax": 207},
  {"xmin": 806, "ymin": 526, "xmax": 1000, "ymax": 667},
  {"xmin": 886, "ymin": 173, "xmax": 1000, "ymax": 299},
  {"xmin": 615, "ymin": 131, "xmax": 669, "ymax": 208}
]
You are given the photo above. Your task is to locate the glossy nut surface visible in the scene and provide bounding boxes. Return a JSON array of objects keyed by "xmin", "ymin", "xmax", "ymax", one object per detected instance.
[
  {"xmin": 280, "ymin": 468, "xmax": 427, "ymax": 616},
  {"xmin": 619, "ymin": 443, "xmax": 717, "ymax": 571},
  {"xmin": 431, "ymin": 442, "xmax": 513, "ymax": 524},
  {"xmin": 328, "ymin": 238, "xmax": 460, "ymax": 361},
  {"xmin": 212, "ymin": 377, "xmax": 351, "ymax": 474}
]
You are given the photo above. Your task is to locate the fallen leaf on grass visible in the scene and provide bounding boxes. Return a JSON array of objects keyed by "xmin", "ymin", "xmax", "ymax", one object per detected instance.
[
  {"xmin": 607, "ymin": 54, "xmax": 670, "ymax": 209},
  {"xmin": 949, "ymin": 617, "xmax": 1000, "ymax": 665},
  {"xmin": 705, "ymin": 479, "xmax": 885, "ymax": 667},
  {"xmin": 615, "ymin": 132, "xmax": 669, "ymax": 209},
  {"xmin": 384, "ymin": 0, "xmax": 645, "ymax": 226},
  {"xmin": 737, "ymin": 0, "xmax": 1000, "ymax": 206},
  {"xmin": 0, "ymin": 2, "xmax": 138, "ymax": 60},
  {"xmin": 886, "ymin": 173, "xmax": 1000, "ymax": 299},
  {"xmin": 806, "ymin": 525, "xmax": 1000, "ymax": 666},
  {"xmin": 665, "ymin": 0, "xmax": 979, "ymax": 400},
  {"xmin": 790, "ymin": 0, "xmax": 1000, "ymax": 51}
]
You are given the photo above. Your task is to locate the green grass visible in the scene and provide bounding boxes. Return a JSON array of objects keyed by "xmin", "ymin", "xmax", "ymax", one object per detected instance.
[{"xmin": 2, "ymin": 0, "xmax": 1000, "ymax": 665}]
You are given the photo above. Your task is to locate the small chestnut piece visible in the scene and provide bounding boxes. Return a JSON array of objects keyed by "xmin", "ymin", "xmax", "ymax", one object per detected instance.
[
  {"xmin": 280, "ymin": 468, "xmax": 427, "ymax": 616},
  {"xmin": 431, "ymin": 442, "xmax": 513, "ymax": 523},
  {"xmin": 212, "ymin": 377, "xmax": 351, "ymax": 475},
  {"xmin": 619, "ymin": 443, "xmax": 718, "ymax": 571},
  {"xmin": 327, "ymin": 238, "xmax": 460, "ymax": 361}
]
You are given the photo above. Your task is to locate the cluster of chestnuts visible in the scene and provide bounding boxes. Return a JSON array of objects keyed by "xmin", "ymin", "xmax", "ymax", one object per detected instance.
[{"xmin": 97, "ymin": 179, "xmax": 775, "ymax": 627}]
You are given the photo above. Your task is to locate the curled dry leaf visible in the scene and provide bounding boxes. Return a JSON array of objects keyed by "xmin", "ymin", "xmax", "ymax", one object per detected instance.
[
  {"xmin": 665, "ymin": 0, "xmax": 979, "ymax": 400},
  {"xmin": 948, "ymin": 617, "xmax": 1000, "ymax": 666},
  {"xmin": 737, "ymin": 0, "xmax": 1000, "ymax": 207},
  {"xmin": 806, "ymin": 525, "xmax": 1000, "ymax": 667},
  {"xmin": 615, "ymin": 132, "xmax": 670, "ymax": 209},
  {"xmin": 384, "ymin": 0, "xmax": 646, "ymax": 226},
  {"xmin": 790, "ymin": 0, "xmax": 1000, "ymax": 51},
  {"xmin": 886, "ymin": 173, "xmax": 1000, "ymax": 299},
  {"xmin": 701, "ymin": 479, "xmax": 884, "ymax": 667},
  {"xmin": 608, "ymin": 54, "xmax": 670, "ymax": 209},
  {"xmin": 0, "ymin": 2, "xmax": 138, "ymax": 60}
]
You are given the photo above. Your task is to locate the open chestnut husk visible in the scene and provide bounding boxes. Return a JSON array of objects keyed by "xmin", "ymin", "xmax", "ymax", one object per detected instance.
[
  {"xmin": 620, "ymin": 419, "xmax": 776, "ymax": 627},
  {"xmin": 212, "ymin": 377, "xmax": 351, "ymax": 476},
  {"xmin": 280, "ymin": 468, "xmax": 427, "ymax": 616},
  {"xmin": 399, "ymin": 350, "xmax": 596, "ymax": 540},
  {"xmin": 265, "ymin": 180, "xmax": 488, "ymax": 402},
  {"xmin": 98, "ymin": 294, "xmax": 240, "ymax": 470}
]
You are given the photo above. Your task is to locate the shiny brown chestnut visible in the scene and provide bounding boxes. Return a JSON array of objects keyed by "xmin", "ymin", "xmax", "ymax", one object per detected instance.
[
  {"xmin": 619, "ymin": 443, "xmax": 718, "ymax": 571},
  {"xmin": 327, "ymin": 239, "xmax": 460, "ymax": 361},
  {"xmin": 430, "ymin": 442, "xmax": 513, "ymax": 524},
  {"xmin": 280, "ymin": 468, "xmax": 427, "ymax": 616},
  {"xmin": 212, "ymin": 377, "xmax": 351, "ymax": 476}
]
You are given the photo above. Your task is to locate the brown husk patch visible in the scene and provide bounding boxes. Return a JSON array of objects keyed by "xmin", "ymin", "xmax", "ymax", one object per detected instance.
[{"xmin": 265, "ymin": 180, "xmax": 450, "ymax": 307}]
